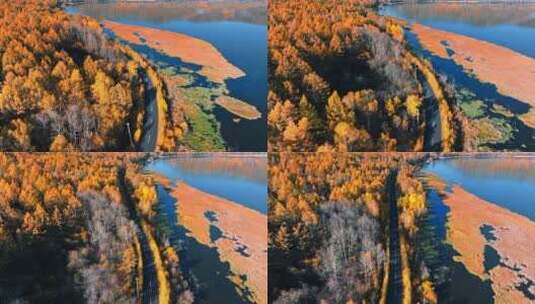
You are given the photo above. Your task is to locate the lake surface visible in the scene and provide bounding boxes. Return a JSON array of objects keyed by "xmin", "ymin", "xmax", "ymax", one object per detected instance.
[
  {"xmin": 424, "ymin": 157, "xmax": 535, "ymax": 220},
  {"xmin": 380, "ymin": 3, "xmax": 535, "ymax": 58},
  {"xmin": 417, "ymin": 156, "xmax": 535, "ymax": 303},
  {"xmin": 66, "ymin": 3, "xmax": 267, "ymax": 151},
  {"xmin": 145, "ymin": 156, "xmax": 267, "ymax": 214}
]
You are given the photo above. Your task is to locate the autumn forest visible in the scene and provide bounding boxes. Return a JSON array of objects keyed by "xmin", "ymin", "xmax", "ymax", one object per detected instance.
[
  {"xmin": 1, "ymin": 0, "xmax": 534, "ymax": 303},
  {"xmin": 0, "ymin": 153, "xmax": 194, "ymax": 303},
  {"xmin": 0, "ymin": 0, "xmax": 188, "ymax": 152},
  {"xmin": 269, "ymin": 153, "xmax": 435, "ymax": 303},
  {"xmin": 269, "ymin": 0, "xmax": 460, "ymax": 152}
]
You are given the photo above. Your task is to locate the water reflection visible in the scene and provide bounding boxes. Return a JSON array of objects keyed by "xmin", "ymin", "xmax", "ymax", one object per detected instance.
[
  {"xmin": 424, "ymin": 157, "xmax": 535, "ymax": 220},
  {"xmin": 145, "ymin": 155, "xmax": 267, "ymax": 214},
  {"xmin": 380, "ymin": 3, "xmax": 535, "ymax": 58},
  {"xmin": 67, "ymin": 1, "xmax": 267, "ymax": 25},
  {"xmin": 382, "ymin": 3, "xmax": 535, "ymax": 27}
]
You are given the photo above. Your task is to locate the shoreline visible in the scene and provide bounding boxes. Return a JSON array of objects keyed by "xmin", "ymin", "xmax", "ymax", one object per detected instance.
[
  {"xmin": 170, "ymin": 182, "xmax": 267, "ymax": 304},
  {"xmin": 410, "ymin": 23, "xmax": 535, "ymax": 113},
  {"xmin": 435, "ymin": 184, "xmax": 535, "ymax": 303},
  {"xmin": 103, "ymin": 20, "xmax": 245, "ymax": 84}
]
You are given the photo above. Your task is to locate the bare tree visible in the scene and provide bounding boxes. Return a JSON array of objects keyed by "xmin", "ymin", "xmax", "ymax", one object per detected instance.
[
  {"xmin": 318, "ymin": 201, "xmax": 385, "ymax": 303},
  {"xmin": 364, "ymin": 29, "xmax": 417, "ymax": 98},
  {"xmin": 273, "ymin": 285, "xmax": 318, "ymax": 304},
  {"xmin": 65, "ymin": 104, "xmax": 96, "ymax": 150},
  {"xmin": 69, "ymin": 192, "xmax": 138, "ymax": 304}
]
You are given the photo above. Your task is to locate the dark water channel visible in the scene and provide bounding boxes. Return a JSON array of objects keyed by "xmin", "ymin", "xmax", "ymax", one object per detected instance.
[
  {"xmin": 417, "ymin": 156, "xmax": 535, "ymax": 303},
  {"xmin": 143, "ymin": 156, "xmax": 266, "ymax": 303},
  {"xmin": 155, "ymin": 185, "xmax": 251, "ymax": 304}
]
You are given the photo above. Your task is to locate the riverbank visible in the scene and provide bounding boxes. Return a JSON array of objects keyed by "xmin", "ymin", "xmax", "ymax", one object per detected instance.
[
  {"xmin": 436, "ymin": 184, "xmax": 535, "ymax": 303},
  {"xmin": 170, "ymin": 182, "xmax": 267, "ymax": 304},
  {"xmin": 103, "ymin": 20, "xmax": 245, "ymax": 84},
  {"xmin": 411, "ymin": 23, "xmax": 535, "ymax": 128},
  {"xmin": 102, "ymin": 20, "xmax": 267, "ymax": 151}
]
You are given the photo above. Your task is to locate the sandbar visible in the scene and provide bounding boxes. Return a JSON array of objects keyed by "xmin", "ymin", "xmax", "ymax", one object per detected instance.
[{"xmin": 215, "ymin": 95, "xmax": 262, "ymax": 120}]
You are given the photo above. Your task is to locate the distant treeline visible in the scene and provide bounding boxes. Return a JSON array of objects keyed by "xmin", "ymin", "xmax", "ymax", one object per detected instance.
[{"xmin": 63, "ymin": 0, "xmax": 267, "ymax": 25}]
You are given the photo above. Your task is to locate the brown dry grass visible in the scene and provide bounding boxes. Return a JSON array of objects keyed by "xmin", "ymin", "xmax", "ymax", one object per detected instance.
[
  {"xmin": 439, "ymin": 185, "xmax": 535, "ymax": 304},
  {"xmin": 423, "ymin": 173, "xmax": 448, "ymax": 192},
  {"xmin": 104, "ymin": 20, "xmax": 245, "ymax": 83},
  {"xmin": 520, "ymin": 108, "xmax": 535, "ymax": 128},
  {"xmin": 412, "ymin": 23, "xmax": 535, "ymax": 109},
  {"xmin": 171, "ymin": 183, "xmax": 267, "ymax": 304}
]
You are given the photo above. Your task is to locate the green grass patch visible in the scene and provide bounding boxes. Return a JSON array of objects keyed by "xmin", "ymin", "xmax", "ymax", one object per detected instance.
[
  {"xmin": 183, "ymin": 104, "xmax": 226, "ymax": 151},
  {"xmin": 180, "ymin": 86, "xmax": 216, "ymax": 110},
  {"xmin": 460, "ymin": 99, "xmax": 486, "ymax": 118},
  {"xmin": 159, "ymin": 66, "xmax": 180, "ymax": 76},
  {"xmin": 458, "ymin": 87, "xmax": 476, "ymax": 99},
  {"xmin": 169, "ymin": 75, "xmax": 229, "ymax": 151}
]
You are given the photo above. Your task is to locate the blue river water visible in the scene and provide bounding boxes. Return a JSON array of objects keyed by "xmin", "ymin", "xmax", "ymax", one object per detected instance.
[
  {"xmin": 145, "ymin": 156, "xmax": 267, "ymax": 214},
  {"xmin": 380, "ymin": 3, "xmax": 535, "ymax": 58},
  {"xmin": 424, "ymin": 157, "xmax": 535, "ymax": 220}
]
